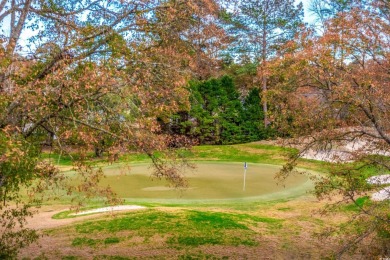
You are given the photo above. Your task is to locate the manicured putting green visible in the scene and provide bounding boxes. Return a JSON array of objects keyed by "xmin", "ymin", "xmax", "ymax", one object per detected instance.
[{"xmin": 98, "ymin": 162, "xmax": 314, "ymax": 202}]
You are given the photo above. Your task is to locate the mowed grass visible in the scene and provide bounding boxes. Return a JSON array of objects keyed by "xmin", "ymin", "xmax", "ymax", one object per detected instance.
[
  {"xmin": 189, "ymin": 144, "xmax": 295, "ymax": 164},
  {"xmin": 96, "ymin": 162, "xmax": 313, "ymax": 202},
  {"xmin": 43, "ymin": 142, "xmax": 330, "ymax": 174},
  {"xmin": 41, "ymin": 143, "xmax": 319, "ymax": 207},
  {"xmin": 43, "ymin": 143, "xmax": 298, "ymax": 167}
]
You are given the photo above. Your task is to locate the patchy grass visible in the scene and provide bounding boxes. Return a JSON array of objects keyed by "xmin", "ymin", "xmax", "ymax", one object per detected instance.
[
  {"xmin": 71, "ymin": 236, "xmax": 120, "ymax": 247},
  {"xmin": 20, "ymin": 198, "xmax": 346, "ymax": 259},
  {"xmin": 72, "ymin": 237, "xmax": 98, "ymax": 247},
  {"xmin": 62, "ymin": 256, "xmax": 81, "ymax": 260},
  {"xmin": 104, "ymin": 237, "xmax": 120, "ymax": 244},
  {"xmin": 277, "ymin": 207, "xmax": 292, "ymax": 211},
  {"xmin": 71, "ymin": 209, "xmax": 283, "ymax": 249},
  {"xmin": 178, "ymin": 253, "xmax": 229, "ymax": 259},
  {"xmin": 94, "ymin": 256, "xmax": 131, "ymax": 260}
]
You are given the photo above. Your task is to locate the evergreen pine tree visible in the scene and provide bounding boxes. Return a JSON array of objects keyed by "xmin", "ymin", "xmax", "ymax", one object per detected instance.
[
  {"xmin": 218, "ymin": 76, "xmax": 244, "ymax": 144},
  {"xmin": 241, "ymin": 88, "xmax": 266, "ymax": 142}
]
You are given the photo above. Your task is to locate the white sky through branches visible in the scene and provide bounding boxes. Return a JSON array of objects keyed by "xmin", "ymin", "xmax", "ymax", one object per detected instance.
[{"xmin": 1, "ymin": 0, "xmax": 315, "ymax": 55}]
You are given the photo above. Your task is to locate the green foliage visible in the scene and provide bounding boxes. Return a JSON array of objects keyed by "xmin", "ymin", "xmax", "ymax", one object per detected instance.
[
  {"xmin": 343, "ymin": 196, "xmax": 370, "ymax": 212},
  {"xmin": 225, "ymin": 0, "xmax": 304, "ymax": 63},
  {"xmin": 241, "ymin": 88, "xmax": 267, "ymax": 142},
  {"xmin": 0, "ymin": 132, "xmax": 53, "ymax": 259},
  {"xmin": 0, "ymin": 133, "xmax": 39, "ymax": 196},
  {"xmin": 167, "ymin": 76, "xmax": 272, "ymax": 144}
]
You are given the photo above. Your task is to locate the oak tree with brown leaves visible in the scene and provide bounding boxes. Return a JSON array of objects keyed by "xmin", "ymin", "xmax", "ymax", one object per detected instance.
[
  {"xmin": 270, "ymin": 0, "xmax": 390, "ymax": 257},
  {"xmin": 0, "ymin": 0, "xmax": 227, "ymax": 257}
]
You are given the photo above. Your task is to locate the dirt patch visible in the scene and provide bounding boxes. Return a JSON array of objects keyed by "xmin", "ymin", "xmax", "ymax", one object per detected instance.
[
  {"xmin": 25, "ymin": 206, "xmax": 97, "ymax": 230},
  {"xmin": 25, "ymin": 205, "xmax": 146, "ymax": 230}
]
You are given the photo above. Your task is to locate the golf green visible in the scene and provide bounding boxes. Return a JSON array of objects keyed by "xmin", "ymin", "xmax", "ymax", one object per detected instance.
[{"xmin": 98, "ymin": 162, "xmax": 314, "ymax": 202}]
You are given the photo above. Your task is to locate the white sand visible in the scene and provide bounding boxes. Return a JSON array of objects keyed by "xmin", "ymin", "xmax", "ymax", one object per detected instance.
[
  {"xmin": 366, "ymin": 174, "xmax": 390, "ymax": 201},
  {"xmin": 301, "ymin": 138, "xmax": 389, "ymax": 163},
  {"xmin": 301, "ymin": 149, "xmax": 352, "ymax": 162},
  {"xmin": 299, "ymin": 138, "xmax": 390, "ymax": 201},
  {"xmin": 371, "ymin": 187, "xmax": 390, "ymax": 201},
  {"xmin": 71, "ymin": 205, "xmax": 146, "ymax": 216},
  {"xmin": 367, "ymin": 174, "xmax": 390, "ymax": 185}
]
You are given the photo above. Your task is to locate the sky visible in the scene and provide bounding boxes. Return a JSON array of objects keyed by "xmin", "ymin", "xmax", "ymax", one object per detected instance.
[
  {"xmin": 3, "ymin": 0, "xmax": 316, "ymax": 54},
  {"xmin": 298, "ymin": 0, "xmax": 316, "ymax": 24}
]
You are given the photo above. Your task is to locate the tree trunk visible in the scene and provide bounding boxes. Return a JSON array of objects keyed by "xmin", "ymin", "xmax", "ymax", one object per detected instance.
[
  {"xmin": 262, "ymin": 23, "xmax": 269, "ymax": 128},
  {"xmin": 262, "ymin": 76, "xmax": 268, "ymax": 127}
]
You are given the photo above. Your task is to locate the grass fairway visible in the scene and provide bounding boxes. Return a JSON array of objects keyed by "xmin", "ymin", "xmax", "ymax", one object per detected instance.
[{"xmin": 98, "ymin": 162, "xmax": 313, "ymax": 202}]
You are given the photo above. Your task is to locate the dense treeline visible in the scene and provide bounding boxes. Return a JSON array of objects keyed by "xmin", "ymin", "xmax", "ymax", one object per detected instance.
[{"xmin": 159, "ymin": 76, "xmax": 272, "ymax": 145}]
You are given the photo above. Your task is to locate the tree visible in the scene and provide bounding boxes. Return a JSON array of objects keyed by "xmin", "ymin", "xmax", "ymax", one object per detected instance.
[
  {"xmin": 218, "ymin": 75, "xmax": 243, "ymax": 144},
  {"xmin": 187, "ymin": 77, "xmax": 228, "ymax": 144},
  {"xmin": 270, "ymin": 1, "xmax": 390, "ymax": 257},
  {"xmin": 229, "ymin": 0, "xmax": 304, "ymax": 127},
  {"xmin": 174, "ymin": 76, "xmax": 246, "ymax": 145},
  {"xmin": 309, "ymin": 0, "xmax": 366, "ymax": 29},
  {"xmin": 0, "ymin": 0, "xmax": 227, "ymax": 257},
  {"xmin": 241, "ymin": 88, "xmax": 267, "ymax": 142}
]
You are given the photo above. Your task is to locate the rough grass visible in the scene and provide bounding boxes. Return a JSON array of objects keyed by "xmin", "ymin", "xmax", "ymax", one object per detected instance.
[
  {"xmin": 20, "ymin": 142, "xmax": 384, "ymax": 259},
  {"xmin": 45, "ymin": 209, "xmax": 288, "ymax": 256},
  {"xmin": 71, "ymin": 209, "xmax": 281, "ymax": 248},
  {"xmin": 21, "ymin": 199, "xmax": 343, "ymax": 259}
]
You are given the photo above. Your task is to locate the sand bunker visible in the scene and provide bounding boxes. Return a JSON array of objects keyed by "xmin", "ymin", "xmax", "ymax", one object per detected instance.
[
  {"xmin": 300, "ymin": 136, "xmax": 389, "ymax": 163},
  {"xmin": 366, "ymin": 174, "xmax": 390, "ymax": 201},
  {"xmin": 71, "ymin": 205, "xmax": 146, "ymax": 216},
  {"xmin": 297, "ymin": 137, "xmax": 390, "ymax": 202},
  {"xmin": 367, "ymin": 174, "xmax": 390, "ymax": 185},
  {"xmin": 371, "ymin": 187, "xmax": 390, "ymax": 201}
]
